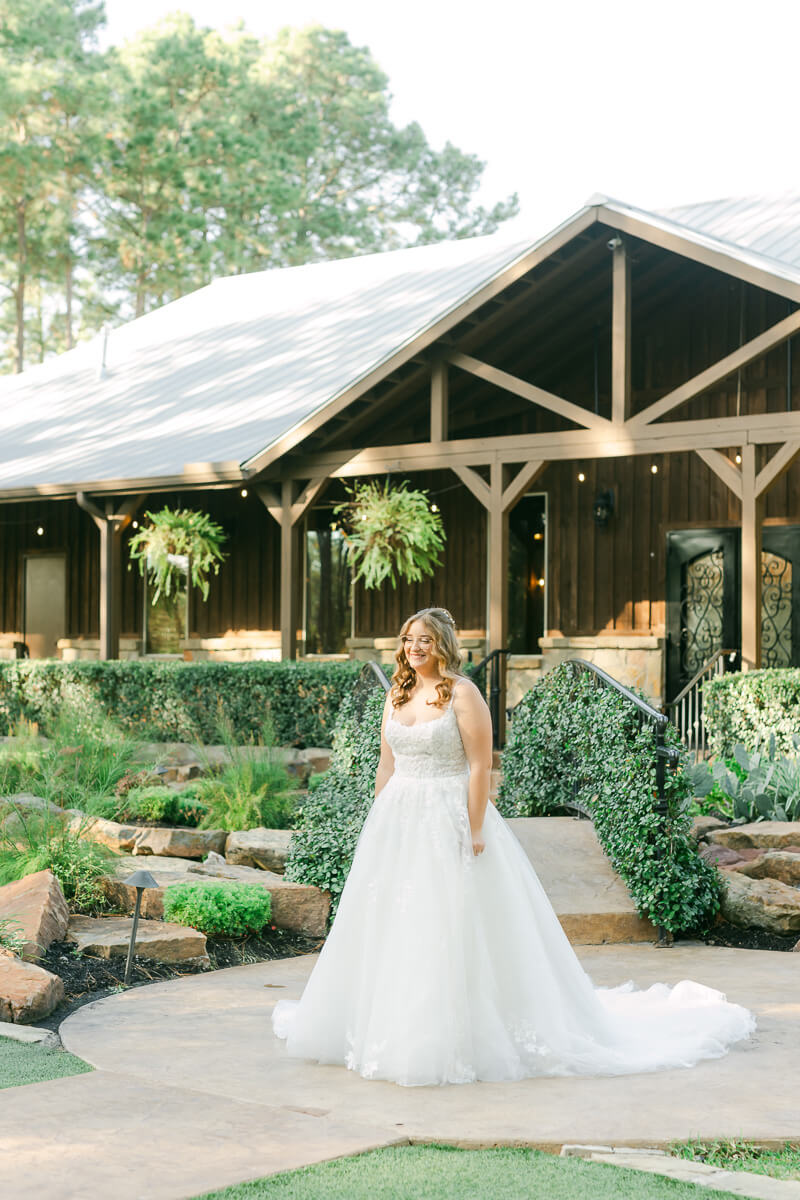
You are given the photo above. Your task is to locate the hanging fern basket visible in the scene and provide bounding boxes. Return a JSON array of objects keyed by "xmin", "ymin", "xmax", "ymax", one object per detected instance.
[
  {"xmin": 128, "ymin": 507, "xmax": 228, "ymax": 603},
  {"xmin": 333, "ymin": 481, "xmax": 445, "ymax": 590}
]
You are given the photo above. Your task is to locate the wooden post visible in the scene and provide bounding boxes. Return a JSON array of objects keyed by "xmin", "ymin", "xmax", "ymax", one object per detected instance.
[
  {"xmin": 611, "ymin": 237, "xmax": 631, "ymax": 425},
  {"xmin": 430, "ymin": 361, "xmax": 448, "ymax": 442},
  {"xmin": 280, "ymin": 479, "xmax": 298, "ymax": 661},
  {"xmin": 740, "ymin": 445, "xmax": 762, "ymax": 668},
  {"xmin": 77, "ymin": 493, "xmax": 144, "ymax": 660},
  {"xmin": 487, "ymin": 462, "xmax": 508, "ymax": 741}
]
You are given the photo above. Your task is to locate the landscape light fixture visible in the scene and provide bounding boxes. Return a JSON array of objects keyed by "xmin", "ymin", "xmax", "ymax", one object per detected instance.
[
  {"xmin": 593, "ymin": 489, "xmax": 615, "ymax": 528},
  {"xmin": 122, "ymin": 868, "xmax": 159, "ymax": 985}
]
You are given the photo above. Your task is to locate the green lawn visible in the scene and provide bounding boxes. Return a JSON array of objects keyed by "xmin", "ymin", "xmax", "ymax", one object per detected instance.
[
  {"xmin": 672, "ymin": 1139, "xmax": 800, "ymax": 1181},
  {"xmin": 195, "ymin": 1144, "xmax": 745, "ymax": 1200},
  {"xmin": 0, "ymin": 1038, "xmax": 92, "ymax": 1089}
]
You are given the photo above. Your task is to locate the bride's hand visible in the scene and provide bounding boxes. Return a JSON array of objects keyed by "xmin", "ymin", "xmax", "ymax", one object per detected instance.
[{"xmin": 472, "ymin": 836, "xmax": 485, "ymax": 856}]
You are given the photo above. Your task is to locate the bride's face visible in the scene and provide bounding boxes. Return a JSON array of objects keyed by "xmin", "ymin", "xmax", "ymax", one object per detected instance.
[{"xmin": 402, "ymin": 619, "xmax": 437, "ymax": 673}]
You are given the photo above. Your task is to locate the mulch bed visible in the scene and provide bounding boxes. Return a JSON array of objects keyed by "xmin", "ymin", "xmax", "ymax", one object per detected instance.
[
  {"xmin": 37, "ymin": 929, "xmax": 323, "ymax": 1031},
  {"xmin": 693, "ymin": 920, "xmax": 798, "ymax": 953}
]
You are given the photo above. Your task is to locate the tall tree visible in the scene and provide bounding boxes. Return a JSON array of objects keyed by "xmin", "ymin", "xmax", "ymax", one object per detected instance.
[{"xmin": 0, "ymin": 0, "xmax": 106, "ymax": 370}]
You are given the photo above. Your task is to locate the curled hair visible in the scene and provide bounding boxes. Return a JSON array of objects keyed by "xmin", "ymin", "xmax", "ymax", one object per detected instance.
[{"xmin": 391, "ymin": 607, "xmax": 463, "ymax": 708}]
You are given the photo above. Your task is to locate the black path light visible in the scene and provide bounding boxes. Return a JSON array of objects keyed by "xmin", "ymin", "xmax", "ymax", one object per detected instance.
[{"xmin": 122, "ymin": 868, "xmax": 159, "ymax": 985}]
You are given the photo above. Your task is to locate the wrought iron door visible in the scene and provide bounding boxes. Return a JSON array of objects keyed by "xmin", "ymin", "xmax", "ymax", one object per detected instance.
[
  {"xmin": 666, "ymin": 530, "xmax": 739, "ymax": 702},
  {"xmin": 761, "ymin": 527, "xmax": 800, "ymax": 669}
]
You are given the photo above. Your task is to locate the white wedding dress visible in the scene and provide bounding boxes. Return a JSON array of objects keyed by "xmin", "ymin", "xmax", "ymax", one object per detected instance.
[{"xmin": 272, "ymin": 696, "xmax": 755, "ymax": 1086}]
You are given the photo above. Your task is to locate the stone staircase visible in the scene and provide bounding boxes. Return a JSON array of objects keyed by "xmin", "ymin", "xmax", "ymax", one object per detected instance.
[{"xmin": 492, "ymin": 756, "xmax": 657, "ymax": 945}]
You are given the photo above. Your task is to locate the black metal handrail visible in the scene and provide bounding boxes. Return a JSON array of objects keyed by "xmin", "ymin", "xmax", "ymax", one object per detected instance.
[
  {"xmin": 566, "ymin": 658, "xmax": 679, "ymax": 946},
  {"xmin": 466, "ymin": 648, "xmax": 509, "ymax": 749},
  {"xmin": 361, "ymin": 659, "xmax": 391, "ymax": 692},
  {"xmin": 663, "ymin": 649, "xmax": 739, "ymax": 762}
]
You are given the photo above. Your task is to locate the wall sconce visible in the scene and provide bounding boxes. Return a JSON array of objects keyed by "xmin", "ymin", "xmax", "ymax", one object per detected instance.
[{"xmin": 593, "ymin": 489, "xmax": 615, "ymax": 528}]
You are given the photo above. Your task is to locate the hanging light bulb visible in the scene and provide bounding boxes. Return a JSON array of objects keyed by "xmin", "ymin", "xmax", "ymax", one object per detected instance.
[
  {"xmin": 577, "ymin": 472, "xmax": 585, "ymax": 483},
  {"xmin": 132, "ymin": 520, "xmax": 139, "ymax": 529},
  {"xmin": 36, "ymin": 526, "xmax": 44, "ymax": 536},
  {"xmin": 430, "ymin": 503, "xmax": 439, "ymax": 513},
  {"xmin": 735, "ymin": 453, "xmax": 742, "ymax": 465},
  {"xmin": 650, "ymin": 463, "xmax": 658, "ymax": 475},
  {"xmin": 240, "ymin": 488, "xmax": 248, "ymax": 498}
]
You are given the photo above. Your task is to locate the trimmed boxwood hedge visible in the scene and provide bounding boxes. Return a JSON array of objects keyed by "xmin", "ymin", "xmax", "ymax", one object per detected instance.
[
  {"xmin": 0, "ymin": 659, "xmax": 362, "ymax": 747},
  {"xmin": 703, "ymin": 668, "xmax": 800, "ymax": 757},
  {"xmin": 284, "ymin": 671, "xmax": 385, "ymax": 918},
  {"xmin": 496, "ymin": 665, "xmax": 721, "ymax": 935}
]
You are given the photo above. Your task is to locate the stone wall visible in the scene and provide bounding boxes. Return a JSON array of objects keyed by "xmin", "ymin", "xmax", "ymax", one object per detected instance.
[{"xmin": 538, "ymin": 635, "xmax": 665, "ymax": 707}]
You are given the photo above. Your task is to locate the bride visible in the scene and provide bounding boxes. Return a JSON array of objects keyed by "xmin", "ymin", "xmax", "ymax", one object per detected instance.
[{"xmin": 272, "ymin": 607, "xmax": 755, "ymax": 1086}]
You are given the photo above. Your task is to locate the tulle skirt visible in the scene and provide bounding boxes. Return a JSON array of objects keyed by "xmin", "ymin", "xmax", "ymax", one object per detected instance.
[{"xmin": 272, "ymin": 770, "xmax": 755, "ymax": 1086}]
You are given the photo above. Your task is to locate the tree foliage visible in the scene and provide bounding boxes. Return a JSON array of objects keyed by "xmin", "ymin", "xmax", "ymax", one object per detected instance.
[{"xmin": 0, "ymin": 6, "xmax": 518, "ymax": 370}]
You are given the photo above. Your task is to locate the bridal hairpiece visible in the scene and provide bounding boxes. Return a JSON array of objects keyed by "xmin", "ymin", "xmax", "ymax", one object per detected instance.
[{"xmin": 437, "ymin": 608, "xmax": 456, "ymax": 627}]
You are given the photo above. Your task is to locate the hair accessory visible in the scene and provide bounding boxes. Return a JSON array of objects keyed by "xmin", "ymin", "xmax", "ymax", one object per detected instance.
[{"xmin": 438, "ymin": 608, "xmax": 456, "ymax": 627}]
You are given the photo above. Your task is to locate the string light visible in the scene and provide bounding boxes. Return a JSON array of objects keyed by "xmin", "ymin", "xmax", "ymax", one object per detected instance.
[
  {"xmin": 650, "ymin": 464, "xmax": 658, "ymax": 475},
  {"xmin": 240, "ymin": 488, "xmax": 248, "ymax": 498},
  {"xmin": 430, "ymin": 503, "xmax": 439, "ymax": 513},
  {"xmin": 533, "ymin": 532, "xmax": 543, "ymax": 541},
  {"xmin": 132, "ymin": 520, "xmax": 139, "ymax": 529},
  {"xmin": 735, "ymin": 453, "xmax": 742, "ymax": 465},
  {"xmin": 538, "ymin": 577, "xmax": 545, "ymax": 588},
  {"xmin": 577, "ymin": 472, "xmax": 585, "ymax": 483},
  {"xmin": 36, "ymin": 526, "xmax": 44, "ymax": 536}
]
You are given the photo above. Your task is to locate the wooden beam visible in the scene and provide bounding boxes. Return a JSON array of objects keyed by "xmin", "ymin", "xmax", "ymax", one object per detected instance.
[
  {"xmin": 449, "ymin": 350, "xmax": 612, "ymax": 433},
  {"xmin": 756, "ymin": 440, "xmax": 800, "ymax": 498},
  {"xmin": 695, "ymin": 450, "xmax": 742, "ymax": 500},
  {"xmin": 502, "ymin": 460, "xmax": 546, "ymax": 511},
  {"xmin": 611, "ymin": 238, "xmax": 631, "ymax": 424},
  {"xmin": 285, "ymin": 409, "xmax": 800, "ymax": 479},
  {"xmin": 255, "ymin": 485, "xmax": 282, "ymax": 525},
  {"xmin": 290, "ymin": 478, "xmax": 327, "ymax": 525},
  {"xmin": 430, "ymin": 361, "xmax": 449, "ymax": 443},
  {"xmin": 452, "ymin": 465, "xmax": 491, "ymax": 509},
  {"xmin": 740, "ymin": 445, "xmax": 763, "ymax": 668},
  {"xmin": 629, "ymin": 307, "xmax": 800, "ymax": 429}
]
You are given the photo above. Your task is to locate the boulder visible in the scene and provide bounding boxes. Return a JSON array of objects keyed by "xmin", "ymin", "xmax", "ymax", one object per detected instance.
[
  {"xmin": 0, "ymin": 869, "xmax": 70, "ymax": 961},
  {"xmin": 0, "ymin": 954, "xmax": 64, "ymax": 1023},
  {"xmin": 188, "ymin": 860, "xmax": 329, "ymax": 936},
  {"xmin": 225, "ymin": 828, "xmax": 293, "ymax": 873},
  {"xmin": 731, "ymin": 850, "xmax": 800, "ymax": 886},
  {"xmin": 721, "ymin": 870, "xmax": 800, "ymax": 934},
  {"xmin": 131, "ymin": 826, "xmax": 226, "ymax": 859},
  {"xmin": 698, "ymin": 843, "xmax": 746, "ymax": 867},
  {"xmin": 690, "ymin": 815, "xmax": 729, "ymax": 842},
  {"xmin": 707, "ymin": 821, "xmax": 800, "ymax": 850},
  {"xmin": 69, "ymin": 814, "xmax": 139, "ymax": 853},
  {"xmin": 66, "ymin": 915, "xmax": 209, "ymax": 965}
]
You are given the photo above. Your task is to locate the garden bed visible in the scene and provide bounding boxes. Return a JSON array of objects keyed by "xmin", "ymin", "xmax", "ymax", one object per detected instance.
[
  {"xmin": 36, "ymin": 929, "xmax": 323, "ymax": 1029},
  {"xmin": 694, "ymin": 920, "xmax": 799, "ymax": 953}
]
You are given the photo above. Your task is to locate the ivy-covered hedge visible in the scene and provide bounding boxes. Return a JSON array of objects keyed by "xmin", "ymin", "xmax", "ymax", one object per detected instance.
[
  {"xmin": 703, "ymin": 668, "xmax": 800, "ymax": 758},
  {"xmin": 285, "ymin": 671, "xmax": 385, "ymax": 918},
  {"xmin": 497, "ymin": 665, "xmax": 721, "ymax": 935},
  {"xmin": 0, "ymin": 660, "xmax": 362, "ymax": 747}
]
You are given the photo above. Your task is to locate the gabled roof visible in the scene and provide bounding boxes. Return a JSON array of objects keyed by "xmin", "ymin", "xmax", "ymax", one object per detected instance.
[{"xmin": 2, "ymin": 193, "xmax": 800, "ymax": 499}]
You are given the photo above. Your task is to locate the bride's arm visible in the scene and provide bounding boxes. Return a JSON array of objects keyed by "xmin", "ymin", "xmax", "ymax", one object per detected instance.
[
  {"xmin": 453, "ymin": 679, "xmax": 494, "ymax": 854},
  {"xmin": 374, "ymin": 695, "xmax": 395, "ymax": 799}
]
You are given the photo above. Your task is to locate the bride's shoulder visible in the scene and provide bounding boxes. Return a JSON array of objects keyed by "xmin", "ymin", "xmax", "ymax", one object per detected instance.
[{"xmin": 451, "ymin": 675, "xmax": 484, "ymax": 706}]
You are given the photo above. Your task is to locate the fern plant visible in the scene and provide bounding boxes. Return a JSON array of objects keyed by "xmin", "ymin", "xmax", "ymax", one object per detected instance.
[
  {"xmin": 128, "ymin": 507, "xmax": 227, "ymax": 602},
  {"xmin": 333, "ymin": 480, "xmax": 445, "ymax": 589}
]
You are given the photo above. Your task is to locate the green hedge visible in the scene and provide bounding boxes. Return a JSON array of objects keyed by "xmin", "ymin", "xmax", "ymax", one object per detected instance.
[
  {"xmin": 703, "ymin": 668, "xmax": 800, "ymax": 758},
  {"xmin": 284, "ymin": 671, "xmax": 385, "ymax": 918},
  {"xmin": 497, "ymin": 665, "xmax": 721, "ymax": 935},
  {"xmin": 0, "ymin": 660, "xmax": 362, "ymax": 747},
  {"xmin": 163, "ymin": 880, "xmax": 272, "ymax": 938}
]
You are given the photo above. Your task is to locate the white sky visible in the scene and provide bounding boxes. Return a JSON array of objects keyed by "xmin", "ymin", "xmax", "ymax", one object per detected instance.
[{"xmin": 102, "ymin": 0, "xmax": 800, "ymax": 241}]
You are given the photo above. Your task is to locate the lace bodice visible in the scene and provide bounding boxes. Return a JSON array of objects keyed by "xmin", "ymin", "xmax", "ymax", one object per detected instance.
[{"xmin": 386, "ymin": 704, "xmax": 469, "ymax": 779}]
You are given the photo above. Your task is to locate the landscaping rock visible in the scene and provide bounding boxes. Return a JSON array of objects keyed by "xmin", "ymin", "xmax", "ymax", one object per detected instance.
[
  {"xmin": 0, "ymin": 953, "xmax": 64, "ymax": 1023},
  {"xmin": 690, "ymin": 815, "xmax": 729, "ymax": 842},
  {"xmin": 0, "ymin": 869, "xmax": 70, "ymax": 961},
  {"xmin": 131, "ymin": 826, "xmax": 226, "ymax": 859},
  {"xmin": 69, "ymin": 814, "xmax": 139, "ymax": 853},
  {"xmin": 707, "ymin": 821, "xmax": 800, "ymax": 850},
  {"xmin": 188, "ymin": 861, "xmax": 329, "ymax": 936},
  {"xmin": 698, "ymin": 843, "xmax": 746, "ymax": 867},
  {"xmin": 225, "ymin": 828, "xmax": 292, "ymax": 873},
  {"xmin": 66, "ymin": 915, "xmax": 209, "ymax": 965},
  {"xmin": 721, "ymin": 870, "xmax": 800, "ymax": 934},
  {"xmin": 731, "ymin": 851, "xmax": 800, "ymax": 886}
]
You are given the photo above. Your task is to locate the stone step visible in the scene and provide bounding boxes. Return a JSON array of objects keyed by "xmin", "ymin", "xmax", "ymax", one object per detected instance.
[
  {"xmin": 225, "ymin": 828, "xmax": 291, "ymax": 873},
  {"xmin": 66, "ymin": 915, "xmax": 209, "ymax": 966},
  {"xmin": 507, "ymin": 817, "xmax": 658, "ymax": 944}
]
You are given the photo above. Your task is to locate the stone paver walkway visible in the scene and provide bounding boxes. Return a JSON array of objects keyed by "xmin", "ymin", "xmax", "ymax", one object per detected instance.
[{"xmin": 0, "ymin": 943, "xmax": 797, "ymax": 1200}]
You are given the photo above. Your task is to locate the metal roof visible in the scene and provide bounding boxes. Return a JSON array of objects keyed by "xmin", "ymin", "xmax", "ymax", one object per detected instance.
[
  {"xmin": 3, "ymin": 192, "xmax": 800, "ymax": 497},
  {"xmin": 660, "ymin": 193, "xmax": 800, "ymax": 273},
  {"xmin": 0, "ymin": 233, "xmax": 533, "ymax": 494}
]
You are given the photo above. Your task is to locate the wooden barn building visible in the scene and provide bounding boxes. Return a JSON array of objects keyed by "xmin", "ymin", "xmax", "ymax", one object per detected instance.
[{"xmin": 2, "ymin": 193, "xmax": 800, "ymax": 711}]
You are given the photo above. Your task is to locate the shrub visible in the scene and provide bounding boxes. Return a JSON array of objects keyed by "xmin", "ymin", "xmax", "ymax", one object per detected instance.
[
  {"xmin": 162, "ymin": 880, "xmax": 272, "ymax": 938},
  {"xmin": 703, "ymin": 668, "xmax": 800, "ymax": 758},
  {"xmin": 192, "ymin": 724, "xmax": 297, "ymax": 831},
  {"xmin": 497, "ymin": 665, "xmax": 721, "ymax": 935},
  {"xmin": 92, "ymin": 786, "xmax": 209, "ymax": 828},
  {"xmin": 0, "ymin": 804, "xmax": 111, "ymax": 915},
  {"xmin": 285, "ymin": 672, "xmax": 386, "ymax": 918},
  {"xmin": 0, "ymin": 660, "xmax": 362, "ymax": 747},
  {"xmin": 686, "ymin": 738, "xmax": 800, "ymax": 823}
]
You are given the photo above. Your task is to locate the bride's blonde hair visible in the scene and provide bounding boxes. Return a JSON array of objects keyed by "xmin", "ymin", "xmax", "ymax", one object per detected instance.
[{"xmin": 390, "ymin": 607, "xmax": 463, "ymax": 708}]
